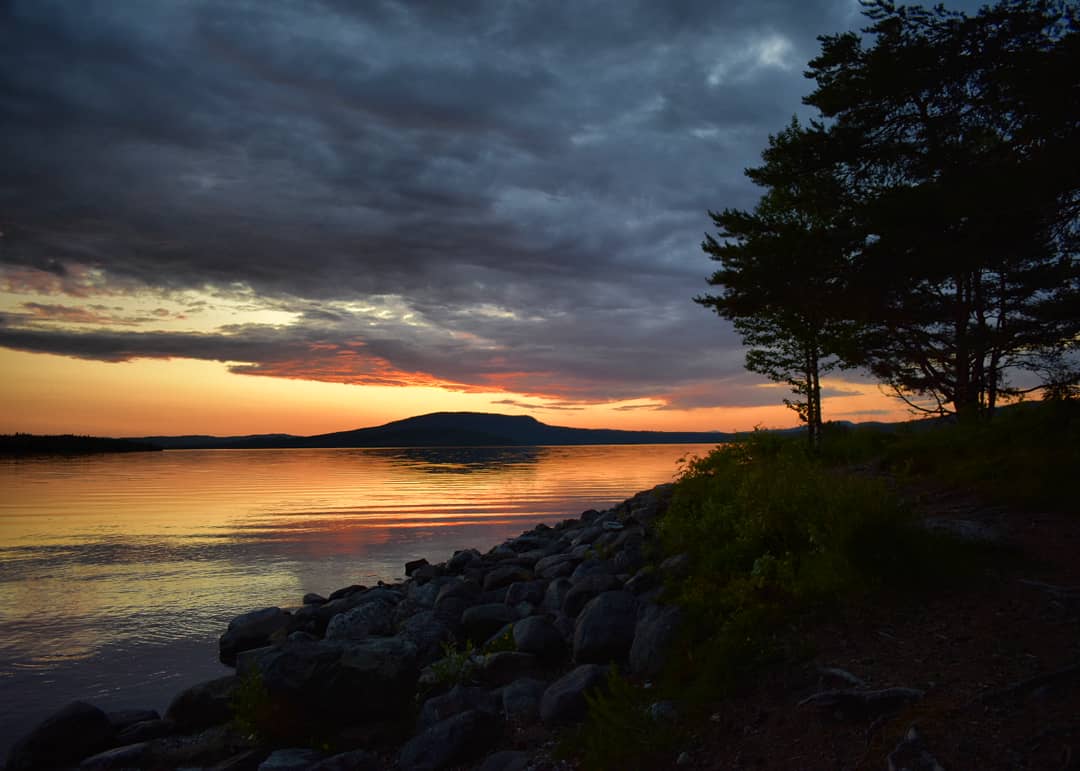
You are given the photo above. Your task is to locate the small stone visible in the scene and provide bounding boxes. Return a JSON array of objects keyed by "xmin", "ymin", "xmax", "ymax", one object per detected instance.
[
  {"xmin": 258, "ymin": 748, "xmax": 325, "ymax": 770},
  {"xmin": 5, "ymin": 701, "xmax": 114, "ymax": 771},
  {"xmin": 540, "ymin": 664, "xmax": 608, "ymax": 725}
]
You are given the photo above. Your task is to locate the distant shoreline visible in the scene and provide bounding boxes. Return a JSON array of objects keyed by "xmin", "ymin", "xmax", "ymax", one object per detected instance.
[{"xmin": 0, "ymin": 434, "xmax": 162, "ymax": 457}]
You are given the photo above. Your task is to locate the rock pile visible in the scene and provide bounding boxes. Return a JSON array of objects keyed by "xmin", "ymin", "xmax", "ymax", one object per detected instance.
[{"xmin": 6, "ymin": 484, "xmax": 684, "ymax": 771}]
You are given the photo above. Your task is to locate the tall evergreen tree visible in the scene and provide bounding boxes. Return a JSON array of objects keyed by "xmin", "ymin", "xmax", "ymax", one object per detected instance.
[
  {"xmin": 698, "ymin": 120, "xmax": 856, "ymax": 449},
  {"xmin": 804, "ymin": 0, "xmax": 1080, "ymax": 420}
]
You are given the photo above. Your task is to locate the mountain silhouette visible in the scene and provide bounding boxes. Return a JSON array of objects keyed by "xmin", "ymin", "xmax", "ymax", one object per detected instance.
[{"xmin": 137, "ymin": 411, "xmax": 731, "ymax": 449}]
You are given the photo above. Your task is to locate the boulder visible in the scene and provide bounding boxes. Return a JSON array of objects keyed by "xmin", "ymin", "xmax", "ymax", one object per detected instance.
[
  {"xmin": 405, "ymin": 558, "xmax": 430, "ymax": 576},
  {"xmin": 479, "ymin": 750, "xmax": 530, "ymax": 771},
  {"xmin": 569, "ymin": 559, "xmax": 615, "ymax": 582},
  {"xmin": 302, "ymin": 592, "xmax": 327, "ymax": 605},
  {"xmin": 436, "ymin": 579, "xmax": 482, "ymax": 607},
  {"xmin": 324, "ymin": 598, "xmax": 396, "ymax": 641},
  {"xmin": 483, "ymin": 564, "xmax": 532, "ymax": 591},
  {"xmin": 562, "ymin": 574, "xmax": 622, "ymax": 618},
  {"xmin": 165, "ymin": 676, "xmax": 239, "ymax": 731},
  {"xmin": 219, "ymin": 607, "xmax": 292, "ymax": 666},
  {"xmin": 398, "ymin": 709, "xmax": 501, "ymax": 771},
  {"xmin": 630, "ymin": 603, "xmax": 683, "ymax": 676},
  {"xmin": 477, "ymin": 652, "xmax": 538, "ymax": 686},
  {"xmin": 659, "ymin": 553, "xmax": 691, "ymax": 578},
  {"xmin": 542, "ymin": 578, "xmax": 573, "ymax": 613},
  {"xmin": 504, "ymin": 579, "xmax": 547, "ymax": 606},
  {"xmin": 418, "ymin": 685, "xmax": 499, "ymax": 731},
  {"xmin": 79, "ymin": 742, "xmax": 150, "ymax": 770},
  {"xmin": 447, "ymin": 548, "xmax": 482, "ymax": 573},
  {"xmin": 306, "ymin": 749, "xmax": 381, "ymax": 771},
  {"xmin": 462, "ymin": 603, "xmax": 517, "ymax": 645},
  {"xmin": 399, "ymin": 609, "xmax": 454, "ymax": 667},
  {"xmin": 573, "ymin": 591, "xmax": 638, "ymax": 664},
  {"xmin": 500, "ymin": 677, "xmax": 548, "ymax": 722},
  {"xmin": 327, "ymin": 584, "xmax": 366, "ymax": 601},
  {"xmin": 534, "ymin": 552, "xmax": 579, "ymax": 578},
  {"xmin": 116, "ymin": 718, "xmax": 175, "ymax": 744},
  {"xmin": 249, "ymin": 637, "xmax": 419, "ymax": 727},
  {"xmin": 105, "ymin": 709, "xmax": 159, "ymax": 732},
  {"xmin": 258, "ymin": 748, "xmax": 325, "ymax": 770},
  {"xmin": 513, "ymin": 616, "xmax": 566, "ymax": 661},
  {"xmin": 540, "ymin": 664, "xmax": 608, "ymax": 725},
  {"xmin": 6, "ymin": 701, "xmax": 114, "ymax": 771}
]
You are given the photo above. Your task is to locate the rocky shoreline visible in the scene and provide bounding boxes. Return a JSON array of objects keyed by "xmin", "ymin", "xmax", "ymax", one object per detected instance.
[{"xmin": 5, "ymin": 484, "xmax": 684, "ymax": 771}]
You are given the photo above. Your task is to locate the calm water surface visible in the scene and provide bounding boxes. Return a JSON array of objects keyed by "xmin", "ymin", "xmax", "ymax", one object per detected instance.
[{"xmin": 0, "ymin": 444, "xmax": 711, "ymax": 754}]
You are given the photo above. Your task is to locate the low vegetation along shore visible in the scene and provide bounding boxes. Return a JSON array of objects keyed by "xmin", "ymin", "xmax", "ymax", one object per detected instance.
[{"xmin": 6, "ymin": 401, "xmax": 1079, "ymax": 770}]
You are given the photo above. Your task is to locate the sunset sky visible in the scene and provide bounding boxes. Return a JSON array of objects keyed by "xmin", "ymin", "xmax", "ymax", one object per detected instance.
[{"xmin": 0, "ymin": 0, "xmax": 984, "ymax": 437}]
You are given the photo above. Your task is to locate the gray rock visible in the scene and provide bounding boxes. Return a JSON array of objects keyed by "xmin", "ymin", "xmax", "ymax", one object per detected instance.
[
  {"xmin": 165, "ymin": 676, "xmax": 238, "ymax": 731},
  {"xmin": 534, "ymin": 552, "xmax": 579, "ymax": 578},
  {"xmin": 570, "ymin": 559, "xmax": 616, "ymax": 583},
  {"xmin": 327, "ymin": 584, "xmax": 365, "ymax": 601},
  {"xmin": 612, "ymin": 544, "xmax": 644, "ymax": 574},
  {"xmin": 399, "ymin": 709, "xmax": 500, "ymax": 771},
  {"xmin": 324, "ymin": 598, "xmax": 396, "ymax": 641},
  {"xmin": 448, "ymin": 548, "xmax": 482, "ymax": 573},
  {"xmin": 624, "ymin": 567, "xmax": 660, "ymax": 595},
  {"xmin": 406, "ymin": 579, "xmax": 444, "ymax": 609},
  {"xmin": 505, "ymin": 579, "xmax": 547, "ymax": 606},
  {"xmin": 507, "ymin": 534, "xmax": 552, "ymax": 553},
  {"xmin": 647, "ymin": 701, "xmax": 679, "ymax": 723},
  {"xmin": 258, "ymin": 748, "xmax": 325, "ymax": 770},
  {"xmin": 306, "ymin": 749, "xmax": 381, "ymax": 771},
  {"xmin": 219, "ymin": 607, "xmax": 292, "ymax": 666},
  {"xmin": 562, "ymin": 574, "xmax": 622, "ymax": 618},
  {"xmin": 501, "ymin": 678, "xmax": 548, "ymax": 722},
  {"xmin": 412, "ymin": 564, "xmax": 440, "ymax": 584},
  {"xmin": 418, "ymin": 685, "xmax": 499, "ymax": 731},
  {"xmin": 406, "ymin": 558, "xmax": 431, "ymax": 576},
  {"xmin": 105, "ymin": 709, "xmax": 159, "ymax": 731},
  {"xmin": 302, "ymin": 592, "xmax": 327, "ymax": 605},
  {"xmin": 399, "ymin": 609, "xmax": 454, "ymax": 667},
  {"xmin": 479, "ymin": 750, "xmax": 530, "ymax": 771},
  {"xmin": 630, "ymin": 603, "xmax": 683, "ymax": 676},
  {"xmin": 79, "ymin": 742, "xmax": 149, "ymax": 770},
  {"xmin": 462, "ymin": 603, "xmax": 517, "ymax": 645},
  {"xmin": 887, "ymin": 726, "xmax": 945, "ymax": 771},
  {"xmin": 249, "ymin": 637, "xmax": 419, "ymax": 727},
  {"xmin": 436, "ymin": 578, "xmax": 481, "ymax": 607},
  {"xmin": 540, "ymin": 664, "xmax": 608, "ymax": 725},
  {"xmin": 483, "ymin": 564, "xmax": 532, "ymax": 591},
  {"xmin": 570, "ymin": 526, "xmax": 604, "ymax": 546},
  {"xmin": 659, "ymin": 553, "xmax": 691, "ymax": 578},
  {"xmin": 513, "ymin": 616, "xmax": 567, "ymax": 661},
  {"xmin": 798, "ymin": 687, "xmax": 925, "ymax": 720},
  {"xmin": 116, "ymin": 718, "xmax": 175, "ymax": 744},
  {"xmin": 6, "ymin": 701, "xmax": 114, "ymax": 771},
  {"xmin": 477, "ymin": 652, "xmax": 538, "ymax": 686},
  {"xmin": 573, "ymin": 591, "xmax": 638, "ymax": 664},
  {"xmin": 542, "ymin": 578, "xmax": 573, "ymax": 612}
]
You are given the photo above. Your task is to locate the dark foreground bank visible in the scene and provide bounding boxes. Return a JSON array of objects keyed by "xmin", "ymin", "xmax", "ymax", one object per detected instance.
[{"xmin": 5, "ymin": 484, "xmax": 684, "ymax": 771}]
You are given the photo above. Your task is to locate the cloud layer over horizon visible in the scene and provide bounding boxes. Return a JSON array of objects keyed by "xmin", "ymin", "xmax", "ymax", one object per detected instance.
[{"xmin": 0, "ymin": 0, "xmax": 982, "ymax": 413}]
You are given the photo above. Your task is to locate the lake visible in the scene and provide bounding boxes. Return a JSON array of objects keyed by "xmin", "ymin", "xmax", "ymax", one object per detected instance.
[{"xmin": 0, "ymin": 443, "xmax": 713, "ymax": 755}]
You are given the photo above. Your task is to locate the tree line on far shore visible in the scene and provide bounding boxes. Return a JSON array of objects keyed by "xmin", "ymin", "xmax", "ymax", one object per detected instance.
[{"xmin": 698, "ymin": 0, "xmax": 1079, "ymax": 448}]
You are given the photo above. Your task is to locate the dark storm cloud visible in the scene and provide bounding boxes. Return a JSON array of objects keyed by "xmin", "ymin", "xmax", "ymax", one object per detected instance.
[{"xmin": 0, "ymin": 0, "xmax": 981, "ymax": 407}]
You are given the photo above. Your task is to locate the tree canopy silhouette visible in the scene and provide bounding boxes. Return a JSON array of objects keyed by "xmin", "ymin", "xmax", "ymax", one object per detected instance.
[{"xmin": 702, "ymin": 0, "xmax": 1079, "ymax": 427}]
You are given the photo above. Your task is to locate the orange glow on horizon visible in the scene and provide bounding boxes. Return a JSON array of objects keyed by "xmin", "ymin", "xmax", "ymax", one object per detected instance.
[{"xmin": 0, "ymin": 348, "xmax": 913, "ymax": 437}]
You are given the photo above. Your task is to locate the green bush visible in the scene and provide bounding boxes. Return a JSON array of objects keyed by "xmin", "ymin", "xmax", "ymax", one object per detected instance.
[
  {"xmin": 656, "ymin": 430, "xmax": 992, "ymax": 695},
  {"xmin": 560, "ymin": 668, "xmax": 682, "ymax": 771},
  {"xmin": 428, "ymin": 640, "xmax": 478, "ymax": 687}
]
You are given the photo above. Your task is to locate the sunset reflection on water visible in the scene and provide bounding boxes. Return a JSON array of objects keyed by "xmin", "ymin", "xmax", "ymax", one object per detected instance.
[{"xmin": 0, "ymin": 443, "xmax": 713, "ymax": 755}]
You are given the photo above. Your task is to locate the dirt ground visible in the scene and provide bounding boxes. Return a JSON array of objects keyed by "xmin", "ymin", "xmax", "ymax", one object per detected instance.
[{"xmin": 677, "ymin": 483, "xmax": 1080, "ymax": 770}]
